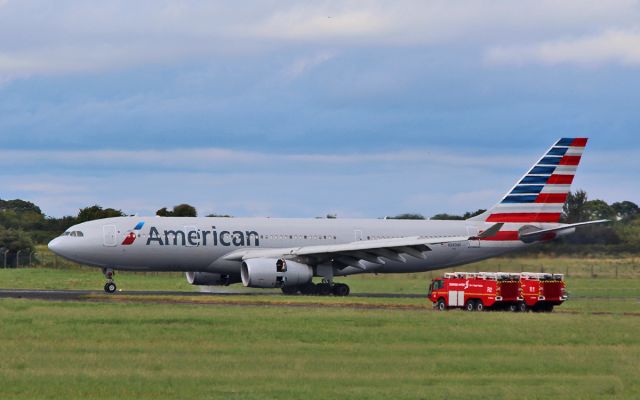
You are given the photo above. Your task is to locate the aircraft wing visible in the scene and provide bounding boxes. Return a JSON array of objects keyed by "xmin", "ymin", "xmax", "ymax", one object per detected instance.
[{"xmin": 222, "ymin": 235, "xmax": 470, "ymax": 270}]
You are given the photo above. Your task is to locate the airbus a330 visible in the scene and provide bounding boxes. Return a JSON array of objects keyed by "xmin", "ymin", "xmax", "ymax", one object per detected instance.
[{"xmin": 48, "ymin": 138, "xmax": 607, "ymax": 295}]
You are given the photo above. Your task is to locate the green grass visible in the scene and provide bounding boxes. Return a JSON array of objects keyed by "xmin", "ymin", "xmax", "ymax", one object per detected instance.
[
  {"xmin": 1, "ymin": 254, "xmax": 639, "ymax": 399},
  {"xmin": 0, "ymin": 299, "xmax": 638, "ymax": 399}
]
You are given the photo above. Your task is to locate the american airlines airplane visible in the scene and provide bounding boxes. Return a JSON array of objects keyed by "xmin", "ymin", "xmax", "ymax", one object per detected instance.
[{"xmin": 48, "ymin": 138, "xmax": 606, "ymax": 295}]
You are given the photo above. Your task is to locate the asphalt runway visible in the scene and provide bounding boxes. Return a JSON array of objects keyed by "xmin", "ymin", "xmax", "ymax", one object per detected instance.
[{"xmin": 0, "ymin": 288, "xmax": 423, "ymax": 301}]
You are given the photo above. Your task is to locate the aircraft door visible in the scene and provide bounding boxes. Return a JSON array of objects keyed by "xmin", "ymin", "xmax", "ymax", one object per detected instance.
[
  {"xmin": 103, "ymin": 225, "xmax": 117, "ymax": 247},
  {"xmin": 354, "ymin": 230, "xmax": 363, "ymax": 241}
]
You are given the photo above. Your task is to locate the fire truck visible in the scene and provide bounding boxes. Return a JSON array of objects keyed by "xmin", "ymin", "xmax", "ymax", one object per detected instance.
[
  {"xmin": 428, "ymin": 272, "xmax": 521, "ymax": 311},
  {"xmin": 428, "ymin": 272, "xmax": 567, "ymax": 312},
  {"xmin": 519, "ymin": 272, "xmax": 567, "ymax": 312}
]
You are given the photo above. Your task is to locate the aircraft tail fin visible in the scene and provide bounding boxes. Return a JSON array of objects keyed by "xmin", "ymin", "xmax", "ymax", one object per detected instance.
[{"xmin": 468, "ymin": 138, "xmax": 588, "ymax": 224}]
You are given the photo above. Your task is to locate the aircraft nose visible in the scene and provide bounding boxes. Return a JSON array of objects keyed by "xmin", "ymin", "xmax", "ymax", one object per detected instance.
[{"xmin": 48, "ymin": 237, "xmax": 64, "ymax": 255}]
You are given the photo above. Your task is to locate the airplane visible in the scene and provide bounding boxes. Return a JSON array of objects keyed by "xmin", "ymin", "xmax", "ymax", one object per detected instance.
[{"xmin": 48, "ymin": 138, "xmax": 608, "ymax": 295}]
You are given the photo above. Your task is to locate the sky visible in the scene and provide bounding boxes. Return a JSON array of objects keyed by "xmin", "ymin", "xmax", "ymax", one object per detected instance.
[{"xmin": 0, "ymin": 0, "xmax": 638, "ymax": 218}]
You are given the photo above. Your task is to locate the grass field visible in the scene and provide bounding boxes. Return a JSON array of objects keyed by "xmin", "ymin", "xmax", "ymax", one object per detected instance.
[
  {"xmin": 1, "ymin": 255, "xmax": 639, "ymax": 399},
  {"xmin": 1, "ymin": 298, "xmax": 638, "ymax": 399}
]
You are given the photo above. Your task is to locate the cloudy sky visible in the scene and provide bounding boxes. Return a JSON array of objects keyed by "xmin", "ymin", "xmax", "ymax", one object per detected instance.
[{"xmin": 0, "ymin": 0, "xmax": 638, "ymax": 218}]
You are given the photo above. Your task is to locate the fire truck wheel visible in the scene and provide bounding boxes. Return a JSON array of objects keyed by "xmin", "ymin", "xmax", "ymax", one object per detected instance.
[
  {"xmin": 475, "ymin": 301, "xmax": 484, "ymax": 311},
  {"xmin": 464, "ymin": 300, "xmax": 475, "ymax": 311},
  {"xmin": 508, "ymin": 304, "xmax": 518, "ymax": 312},
  {"xmin": 517, "ymin": 302, "xmax": 528, "ymax": 312},
  {"xmin": 436, "ymin": 298, "xmax": 447, "ymax": 311}
]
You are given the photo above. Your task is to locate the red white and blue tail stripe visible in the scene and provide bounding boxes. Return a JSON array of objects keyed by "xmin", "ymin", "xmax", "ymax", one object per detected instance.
[{"xmin": 472, "ymin": 138, "xmax": 587, "ymax": 224}]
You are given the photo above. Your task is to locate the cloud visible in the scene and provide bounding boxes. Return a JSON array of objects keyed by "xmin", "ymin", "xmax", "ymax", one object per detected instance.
[
  {"xmin": 485, "ymin": 29, "xmax": 640, "ymax": 66},
  {"xmin": 285, "ymin": 51, "xmax": 336, "ymax": 79},
  {"xmin": 1, "ymin": 0, "xmax": 640, "ymax": 81},
  {"xmin": 0, "ymin": 147, "xmax": 526, "ymax": 173}
]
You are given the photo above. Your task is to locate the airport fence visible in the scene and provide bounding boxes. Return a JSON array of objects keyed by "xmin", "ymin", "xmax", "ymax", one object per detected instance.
[{"xmin": 0, "ymin": 248, "xmax": 38, "ymax": 269}]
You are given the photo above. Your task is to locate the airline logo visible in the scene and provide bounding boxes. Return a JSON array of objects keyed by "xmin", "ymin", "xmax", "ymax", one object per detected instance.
[
  {"xmin": 480, "ymin": 138, "xmax": 588, "ymax": 240},
  {"xmin": 122, "ymin": 221, "xmax": 145, "ymax": 245}
]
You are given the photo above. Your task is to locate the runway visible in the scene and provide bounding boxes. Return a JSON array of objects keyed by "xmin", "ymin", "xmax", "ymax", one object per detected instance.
[
  {"xmin": 0, "ymin": 288, "xmax": 423, "ymax": 301},
  {"xmin": 1, "ymin": 289, "xmax": 637, "ymax": 316}
]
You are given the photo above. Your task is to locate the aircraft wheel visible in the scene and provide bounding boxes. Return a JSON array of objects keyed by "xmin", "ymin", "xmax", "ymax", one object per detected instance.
[
  {"xmin": 465, "ymin": 300, "xmax": 475, "ymax": 311},
  {"xmin": 104, "ymin": 282, "xmax": 117, "ymax": 293},
  {"xmin": 436, "ymin": 298, "xmax": 447, "ymax": 311},
  {"xmin": 332, "ymin": 283, "xmax": 350, "ymax": 296},
  {"xmin": 475, "ymin": 301, "xmax": 484, "ymax": 312},
  {"xmin": 281, "ymin": 286, "xmax": 299, "ymax": 295},
  {"xmin": 299, "ymin": 282, "xmax": 317, "ymax": 296},
  {"xmin": 317, "ymin": 283, "xmax": 332, "ymax": 296}
]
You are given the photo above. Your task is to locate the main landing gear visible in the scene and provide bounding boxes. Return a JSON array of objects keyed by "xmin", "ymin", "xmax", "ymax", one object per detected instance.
[
  {"xmin": 281, "ymin": 281, "xmax": 350, "ymax": 296},
  {"xmin": 103, "ymin": 268, "xmax": 117, "ymax": 293}
]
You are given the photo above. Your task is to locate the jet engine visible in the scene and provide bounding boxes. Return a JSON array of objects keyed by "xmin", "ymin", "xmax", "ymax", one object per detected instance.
[
  {"xmin": 185, "ymin": 272, "xmax": 240, "ymax": 286},
  {"xmin": 241, "ymin": 258, "xmax": 313, "ymax": 288}
]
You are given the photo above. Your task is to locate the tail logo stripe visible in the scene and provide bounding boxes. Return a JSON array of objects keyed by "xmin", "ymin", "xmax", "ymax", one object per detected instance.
[
  {"xmin": 511, "ymin": 185, "xmax": 544, "ymax": 194},
  {"xmin": 547, "ymin": 147, "xmax": 568, "ymax": 156},
  {"xmin": 474, "ymin": 138, "xmax": 588, "ymax": 226},
  {"xmin": 520, "ymin": 176, "xmax": 549, "ymax": 184},
  {"xmin": 529, "ymin": 166, "xmax": 556, "ymax": 175},
  {"xmin": 539, "ymin": 156, "xmax": 562, "ymax": 165}
]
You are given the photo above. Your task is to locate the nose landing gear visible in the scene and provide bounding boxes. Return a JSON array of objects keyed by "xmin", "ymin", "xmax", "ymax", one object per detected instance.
[{"xmin": 103, "ymin": 268, "xmax": 117, "ymax": 293}]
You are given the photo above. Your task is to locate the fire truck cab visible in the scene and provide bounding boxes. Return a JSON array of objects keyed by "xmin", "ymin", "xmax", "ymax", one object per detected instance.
[{"xmin": 428, "ymin": 272, "xmax": 521, "ymax": 311}]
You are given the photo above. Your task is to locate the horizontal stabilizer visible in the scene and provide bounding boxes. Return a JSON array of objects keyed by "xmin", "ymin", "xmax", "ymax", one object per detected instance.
[
  {"xmin": 475, "ymin": 223, "xmax": 504, "ymax": 239},
  {"xmin": 519, "ymin": 219, "xmax": 610, "ymax": 243}
]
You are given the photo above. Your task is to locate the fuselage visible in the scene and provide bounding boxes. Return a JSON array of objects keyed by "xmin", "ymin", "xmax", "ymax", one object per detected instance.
[{"xmin": 48, "ymin": 216, "xmax": 548, "ymax": 277}]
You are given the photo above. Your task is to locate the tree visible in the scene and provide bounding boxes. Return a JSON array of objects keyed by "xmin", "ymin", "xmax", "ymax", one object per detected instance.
[
  {"xmin": 156, "ymin": 207, "xmax": 172, "ymax": 217},
  {"xmin": 430, "ymin": 210, "xmax": 486, "ymax": 220},
  {"xmin": 0, "ymin": 226, "xmax": 34, "ymax": 253},
  {"xmin": 563, "ymin": 190, "xmax": 588, "ymax": 223},
  {"xmin": 0, "ymin": 199, "xmax": 42, "ymax": 215},
  {"xmin": 388, "ymin": 213, "xmax": 426, "ymax": 220},
  {"xmin": 431, "ymin": 213, "xmax": 464, "ymax": 220},
  {"xmin": 173, "ymin": 204, "xmax": 197, "ymax": 217},
  {"xmin": 462, "ymin": 209, "xmax": 486, "ymax": 219},
  {"xmin": 583, "ymin": 200, "xmax": 616, "ymax": 221},
  {"xmin": 611, "ymin": 201, "xmax": 639, "ymax": 221},
  {"xmin": 76, "ymin": 205, "xmax": 125, "ymax": 223},
  {"xmin": 157, "ymin": 204, "xmax": 197, "ymax": 217}
]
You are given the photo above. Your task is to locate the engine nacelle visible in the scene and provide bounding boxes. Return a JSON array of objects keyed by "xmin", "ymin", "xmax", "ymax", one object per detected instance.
[
  {"xmin": 185, "ymin": 272, "xmax": 239, "ymax": 286},
  {"xmin": 241, "ymin": 258, "xmax": 313, "ymax": 288}
]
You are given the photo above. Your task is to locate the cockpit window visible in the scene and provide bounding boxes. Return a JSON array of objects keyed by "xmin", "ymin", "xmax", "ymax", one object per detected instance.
[{"xmin": 63, "ymin": 231, "xmax": 84, "ymax": 237}]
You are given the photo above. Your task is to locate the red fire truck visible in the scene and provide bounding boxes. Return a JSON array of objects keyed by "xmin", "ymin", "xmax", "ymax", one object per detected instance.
[
  {"xmin": 428, "ymin": 272, "xmax": 568, "ymax": 312},
  {"xmin": 519, "ymin": 272, "xmax": 567, "ymax": 312},
  {"xmin": 428, "ymin": 272, "xmax": 521, "ymax": 311}
]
